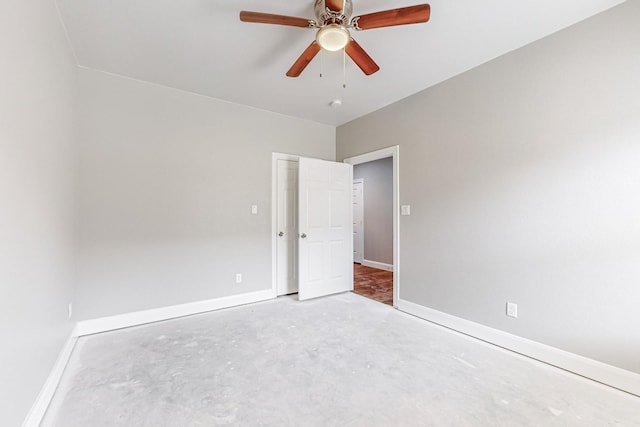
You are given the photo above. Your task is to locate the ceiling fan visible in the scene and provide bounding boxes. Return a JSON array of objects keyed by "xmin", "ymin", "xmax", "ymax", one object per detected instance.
[{"xmin": 240, "ymin": 0, "xmax": 431, "ymax": 77}]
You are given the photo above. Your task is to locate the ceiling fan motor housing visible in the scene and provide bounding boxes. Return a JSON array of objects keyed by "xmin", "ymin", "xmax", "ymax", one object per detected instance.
[{"xmin": 314, "ymin": 0, "xmax": 352, "ymax": 26}]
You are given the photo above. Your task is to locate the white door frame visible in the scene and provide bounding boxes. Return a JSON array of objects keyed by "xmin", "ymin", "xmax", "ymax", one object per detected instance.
[
  {"xmin": 343, "ymin": 146, "xmax": 400, "ymax": 308},
  {"xmin": 352, "ymin": 178, "xmax": 364, "ymax": 264},
  {"xmin": 271, "ymin": 152, "xmax": 300, "ymax": 297}
]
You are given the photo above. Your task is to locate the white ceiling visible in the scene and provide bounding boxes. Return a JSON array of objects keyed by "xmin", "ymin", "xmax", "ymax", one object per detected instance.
[{"xmin": 57, "ymin": 0, "xmax": 625, "ymax": 126}]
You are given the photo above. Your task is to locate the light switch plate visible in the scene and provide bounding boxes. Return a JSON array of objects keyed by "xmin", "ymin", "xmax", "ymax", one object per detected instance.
[
  {"xmin": 401, "ymin": 205, "xmax": 411, "ymax": 216},
  {"xmin": 506, "ymin": 302, "xmax": 518, "ymax": 318},
  {"xmin": 251, "ymin": 204, "xmax": 258, "ymax": 215}
]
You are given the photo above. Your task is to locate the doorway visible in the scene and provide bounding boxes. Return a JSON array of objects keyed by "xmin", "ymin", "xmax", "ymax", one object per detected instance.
[
  {"xmin": 344, "ymin": 146, "xmax": 399, "ymax": 307},
  {"xmin": 274, "ymin": 157, "xmax": 299, "ymax": 296}
]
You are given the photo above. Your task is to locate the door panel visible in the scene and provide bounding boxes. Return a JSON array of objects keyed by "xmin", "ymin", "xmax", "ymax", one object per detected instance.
[
  {"xmin": 330, "ymin": 240, "xmax": 346, "ymax": 277},
  {"xmin": 308, "ymin": 242, "xmax": 324, "ymax": 282},
  {"xmin": 331, "ymin": 191, "xmax": 348, "ymax": 227},
  {"xmin": 307, "ymin": 189, "xmax": 329, "ymax": 227},
  {"xmin": 298, "ymin": 157, "xmax": 353, "ymax": 300},
  {"xmin": 352, "ymin": 180, "xmax": 364, "ymax": 263}
]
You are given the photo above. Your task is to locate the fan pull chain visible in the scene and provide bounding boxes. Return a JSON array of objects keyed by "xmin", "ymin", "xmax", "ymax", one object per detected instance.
[
  {"xmin": 320, "ymin": 50, "xmax": 323, "ymax": 78},
  {"xmin": 342, "ymin": 48, "xmax": 346, "ymax": 88}
]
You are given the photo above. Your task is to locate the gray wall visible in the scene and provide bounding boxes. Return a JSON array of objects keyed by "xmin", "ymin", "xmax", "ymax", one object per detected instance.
[
  {"xmin": 76, "ymin": 68, "xmax": 335, "ymax": 320},
  {"xmin": 354, "ymin": 158, "xmax": 393, "ymax": 265},
  {"xmin": 337, "ymin": 1, "xmax": 640, "ymax": 374},
  {"xmin": 0, "ymin": 1, "xmax": 79, "ymax": 425}
]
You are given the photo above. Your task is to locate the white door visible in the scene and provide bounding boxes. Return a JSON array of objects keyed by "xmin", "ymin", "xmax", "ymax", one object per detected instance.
[
  {"xmin": 298, "ymin": 157, "xmax": 353, "ymax": 301},
  {"xmin": 352, "ymin": 179, "xmax": 364, "ymax": 263},
  {"xmin": 276, "ymin": 159, "xmax": 299, "ymax": 295}
]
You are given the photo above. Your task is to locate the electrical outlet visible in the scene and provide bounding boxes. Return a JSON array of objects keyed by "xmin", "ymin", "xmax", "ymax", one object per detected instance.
[
  {"xmin": 401, "ymin": 205, "xmax": 411, "ymax": 216},
  {"xmin": 68, "ymin": 303, "xmax": 73, "ymax": 319},
  {"xmin": 235, "ymin": 273, "xmax": 242, "ymax": 284},
  {"xmin": 506, "ymin": 302, "xmax": 518, "ymax": 318}
]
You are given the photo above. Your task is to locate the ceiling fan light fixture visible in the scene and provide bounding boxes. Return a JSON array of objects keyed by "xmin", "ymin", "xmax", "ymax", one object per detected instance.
[{"xmin": 316, "ymin": 24, "xmax": 350, "ymax": 51}]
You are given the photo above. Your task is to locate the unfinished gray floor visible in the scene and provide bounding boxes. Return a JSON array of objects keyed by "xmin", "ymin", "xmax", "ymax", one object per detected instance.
[{"xmin": 43, "ymin": 292, "xmax": 640, "ymax": 426}]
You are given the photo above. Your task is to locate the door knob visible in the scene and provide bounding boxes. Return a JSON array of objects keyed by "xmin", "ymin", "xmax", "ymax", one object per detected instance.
[
  {"xmin": 300, "ymin": 233, "xmax": 307, "ymax": 239},
  {"xmin": 278, "ymin": 231, "xmax": 284, "ymax": 237}
]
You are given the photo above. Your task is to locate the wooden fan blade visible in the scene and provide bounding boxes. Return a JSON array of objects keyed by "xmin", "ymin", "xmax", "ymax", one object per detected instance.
[
  {"xmin": 240, "ymin": 11, "xmax": 312, "ymax": 28},
  {"xmin": 286, "ymin": 42, "xmax": 321, "ymax": 77},
  {"xmin": 345, "ymin": 39, "xmax": 380, "ymax": 76},
  {"xmin": 325, "ymin": 0, "xmax": 344, "ymax": 13},
  {"xmin": 353, "ymin": 4, "xmax": 430, "ymax": 30}
]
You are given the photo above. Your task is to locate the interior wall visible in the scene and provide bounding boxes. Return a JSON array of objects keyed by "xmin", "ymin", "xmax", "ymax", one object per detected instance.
[
  {"xmin": 353, "ymin": 158, "xmax": 393, "ymax": 265},
  {"xmin": 337, "ymin": 0, "xmax": 640, "ymax": 374},
  {"xmin": 0, "ymin": 1, "xmax": 79, "ymax": 425},
  {"xmin": 76, "ymin": 68, "xmax": 335, "ymax": 320}
]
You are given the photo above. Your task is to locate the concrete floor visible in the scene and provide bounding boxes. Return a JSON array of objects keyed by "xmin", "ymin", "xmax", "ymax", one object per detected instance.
[{"xmin": 43, "ymin": 292, "xmax": 640, "ymax": 426}]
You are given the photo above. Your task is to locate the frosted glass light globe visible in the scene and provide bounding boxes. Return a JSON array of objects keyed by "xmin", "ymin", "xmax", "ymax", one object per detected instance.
[{"xmin": 316, "ymin": 24, "xmax": 350, "ymax": 51}]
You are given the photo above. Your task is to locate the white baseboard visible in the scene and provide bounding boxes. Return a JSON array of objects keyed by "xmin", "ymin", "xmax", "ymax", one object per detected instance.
[
  {"xmin": 22, "ymin": 330, "xmax": 78, "ymax": 427},
  {"xmin": 23, "ymin": 289, "xmax": 275, "ymax": 426},
  {"xmin": 398, "ymin": 298, "xmax": 640, "ymax": 397},
  {"xmin": 75, "ymin": 289, "xmax": 276, "ymax": 337},
  {"xmin": 361, "ymin": 259, "xmax": 394, "ymax": 272}
]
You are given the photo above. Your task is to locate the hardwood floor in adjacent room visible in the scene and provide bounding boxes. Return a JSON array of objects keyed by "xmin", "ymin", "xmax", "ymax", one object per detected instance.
[{"xmin": 353, "ymin": 263, "xmax": 393, "ymax": 305}]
